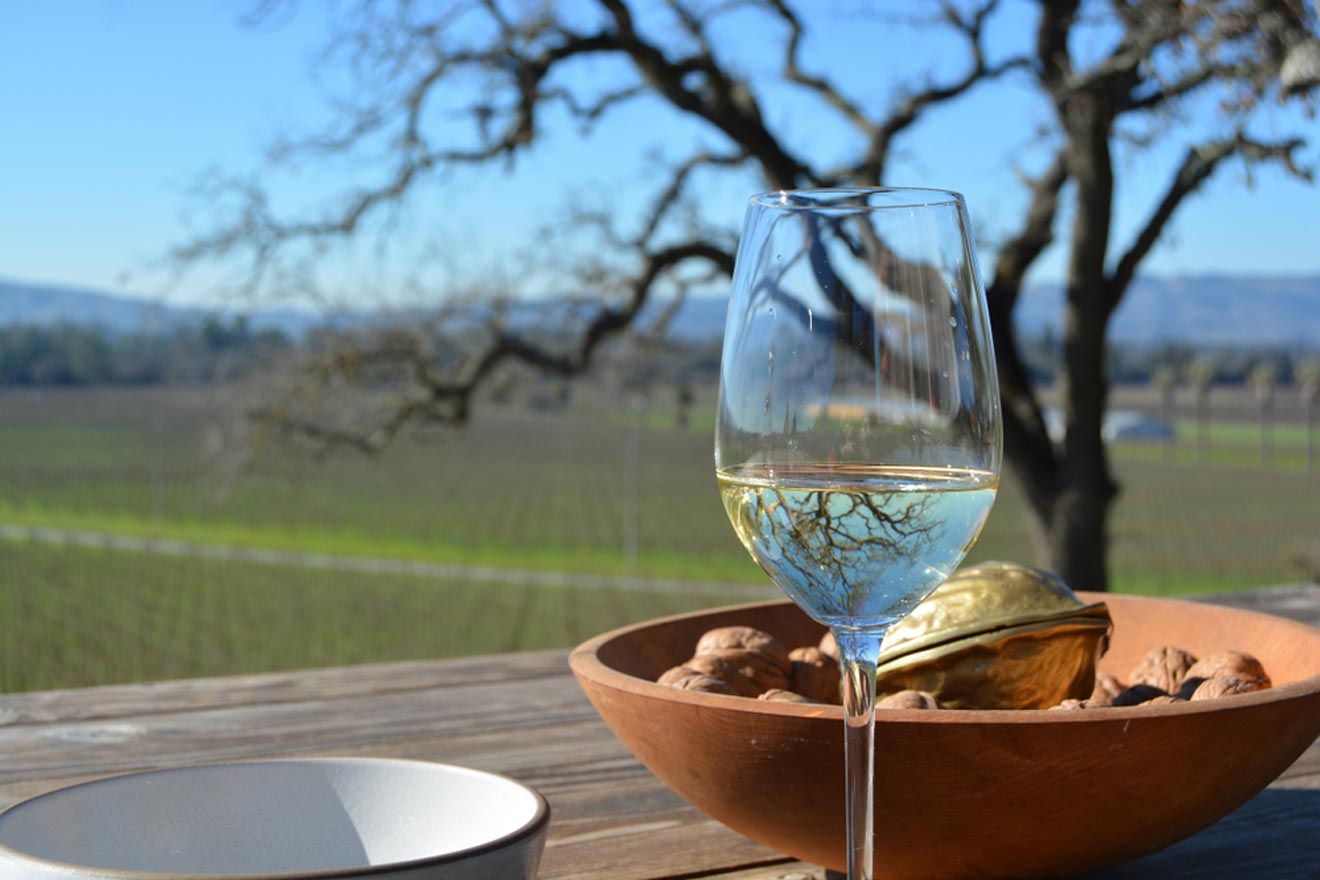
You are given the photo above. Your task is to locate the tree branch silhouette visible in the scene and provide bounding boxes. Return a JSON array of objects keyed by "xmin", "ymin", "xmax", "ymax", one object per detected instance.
[{"xmin": 177, "ymin": 0, "xmax": 1318, "ymax": 589}]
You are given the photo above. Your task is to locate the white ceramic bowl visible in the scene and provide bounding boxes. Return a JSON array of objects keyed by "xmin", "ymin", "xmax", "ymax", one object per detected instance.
[{"xmin": 0, "ymin": 757, "xmax": 549, "ymax": 880}]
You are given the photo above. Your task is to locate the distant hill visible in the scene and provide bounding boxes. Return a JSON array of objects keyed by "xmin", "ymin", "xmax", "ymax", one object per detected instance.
[
  {"xmin": 0, "ymin": 280, "xmax": 194, "ymax": 333},
  {"xmin": 4, "ymin": 273, "xmax": 1318, "ymax": 347},
  {"xmin": 1013, "ymin": 274, "xmax": 1320, "ymax": 347},
  {"xmin": 0, "ymin": 279, "xmax": 322, "ymax": 337},
  {"xmin": 664, "ymin": 273, "xmax": 1320, "ymax": 347}
]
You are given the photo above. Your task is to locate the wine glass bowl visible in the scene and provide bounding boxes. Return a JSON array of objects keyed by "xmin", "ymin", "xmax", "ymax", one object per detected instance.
[
  {"xmin": 717, "ymin": 187, "xmax": 1001, "ymax": 634},
  {"xmin": 715, "ymin": 187, "xmax": 1001, "ymax": 878}
]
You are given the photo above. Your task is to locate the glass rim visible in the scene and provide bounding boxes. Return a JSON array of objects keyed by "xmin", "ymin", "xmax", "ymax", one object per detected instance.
[{"xmin": 748, "ymin": 186, "xmax": 965, "ymax": 211}]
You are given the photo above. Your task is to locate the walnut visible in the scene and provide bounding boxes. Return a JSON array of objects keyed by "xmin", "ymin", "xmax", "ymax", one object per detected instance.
[
  {"xmin": 1184, "ymin": 676, "xmax": 1264, "ymax": 701},
  {"xmin": 683, "ymin": 648, "xmax": 790, "ymax": 697},
  {"xmin": 1112, "ymin": 684, "xmax": 1169, "ymax": 707},
  {"xmin": 817, "ymin": 630, "xmax": 838, "ymax": 660},
  {"xmin": 1089, "ymin": 673, "xmax": 1124, "ymax": 706},
  {"xmin": 1144, "ymin": 695, "xmax": 1187, "ymax": 706},
  {"xmin": 789, "ymin": 646, "xmax": 826, "ymax": 663},
  {"xmin": 788, "ymin": 646, "xmax": 840, "ymax": 704},
  {"xmin": 878, "ymin": 690, "xmax": 941, "ymax": 710},
  {"xmin": 1129, "ymin": 645, "xmax": 1198, "ymax": 694},
  {"xmin": 695, "ymin": 626, "xmax": 790, "ymax": 673},
  {"xmin": 1050, "ymin": 698, "xmax": 1104, "ymax": 710},
  {"xmin": 1180, "ymin": 651, "xmax": 1271, "ymax": 695},
  {"xmin": 657, "ymin": 666, "xmax": 737, "ymax": 695},
  {"xmin": 758, "ymin": 688, "xmax": 819, "ymax": 704}
]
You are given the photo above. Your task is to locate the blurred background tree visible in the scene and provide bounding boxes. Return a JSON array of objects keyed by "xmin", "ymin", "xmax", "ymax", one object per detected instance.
[
  {"xmin": 1184, "ymin": 355, "xmax": 1219, "ymax": 462},
  {"xmin": 177, "ymin": 0, "xmax": 1319, "ymax": 590},
  {"xmin": 1152, "ymin": 365, "xmax": 1178, "ymax": 460},
  {"xmin": 1301, "ymin": 357, "xmax": 1320, "ymax": 472},
  {"xmin": 1250, "ymin": 360, "xmax": 1280, "ymax": 467}
]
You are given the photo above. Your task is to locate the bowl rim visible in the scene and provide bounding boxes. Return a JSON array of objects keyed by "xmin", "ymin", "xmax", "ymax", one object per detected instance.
[
  {"xmin": 0, "ymin": 756, "xmax": 551, "ymax": 880},
  {"xmin": 569, "ymin": 593, "xmax": 1320, "ymax": 724}
]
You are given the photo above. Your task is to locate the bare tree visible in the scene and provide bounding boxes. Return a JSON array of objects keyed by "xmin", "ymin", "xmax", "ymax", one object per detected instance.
[
  {"xmin": 1184, "ymin": 356, "xmax": 1218, "ymax": 462},
  {"xmin": 177, "ymin": 0, "xmax": 1319, "ymax": 590},
  {"xmin": 1249, "ymin": 361, "xmax": 1279, "ymax": 468},
  {"xmin": 1300, "ymin": 358, "xmax": 1320, "ymax": 473},
  {"xmin": 1152, "ymin": 365, "xmax": 1178, "ymax": 460}
]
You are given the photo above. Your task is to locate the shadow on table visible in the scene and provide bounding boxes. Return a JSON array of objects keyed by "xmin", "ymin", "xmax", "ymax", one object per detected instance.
[
  {"xmin": 1082, "ymin": 786, "xmax": 1320, "ymax": 879},
  {"xmin": 818, "ymin": 788, "xmax": 1320, "ymax": 880}
]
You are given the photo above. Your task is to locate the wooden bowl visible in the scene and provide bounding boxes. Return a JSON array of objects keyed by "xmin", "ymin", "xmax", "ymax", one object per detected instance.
[{"xmin": 569, "ymin": 593, "xmax": 1320, "ymax": 879}]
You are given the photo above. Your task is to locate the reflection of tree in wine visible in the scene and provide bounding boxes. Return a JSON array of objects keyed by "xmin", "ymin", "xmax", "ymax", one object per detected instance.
[{"xmin": 754, "ymin": 483, "xmax": 944, "ymax": 621}]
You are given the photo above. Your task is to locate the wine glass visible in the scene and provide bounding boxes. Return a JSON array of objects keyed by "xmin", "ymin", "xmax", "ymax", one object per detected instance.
[{"xmin": 715, "ymin": 187, "xmax": 1002, "ymax": 880}]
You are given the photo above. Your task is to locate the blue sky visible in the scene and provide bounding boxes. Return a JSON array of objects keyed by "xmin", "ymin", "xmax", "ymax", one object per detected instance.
[{"xmin": 2, "ymin": 1, "xmax": 1317, "ymax": 308}]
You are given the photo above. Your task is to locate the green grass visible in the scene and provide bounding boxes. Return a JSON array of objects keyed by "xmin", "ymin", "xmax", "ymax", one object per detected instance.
[
  {"xmin": 0, "ymin": 386, "xmax": 1316, "ymax": 691},
  {"xmin": 0, "ymin": 391, "xmax": 751, "ymax": 579},
  {"xmin": 0, "ymin": 538, "xmax": 723, "ymax": 693}
]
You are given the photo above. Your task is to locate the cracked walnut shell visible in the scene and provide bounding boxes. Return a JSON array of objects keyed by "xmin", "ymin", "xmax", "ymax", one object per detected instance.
[
  {"xmin": 878, "ymin": 690, "xmax": 941, "ymax": 710},
  {"xmin": 1184, "ymin": 676, "xmax": 1265, "ymax": 701},
  {"xmin": 1181, "ymin": 651, "xmax": 1271, "ymax": 691},
  {"xmin": 683, "ymin": 648, "xmax": 790, "ymax": 697},
  {"xmin": 1089, "ymin": 673, "xmax": 1124, "ymax": 705},
  {"xmin": 657, "ymin": 666, "xmax": 738, "ymax": 696},
  {"xmin": 788, "ymin": 646, "xmax": 840, "ymax": 704},
  {"xmin": 1130, "ymin": 645, "xmax": 1198, "ymax": 694},
  {"xmin": 758, "ymin": 688, "xmax": 819, "ymax": 704}
]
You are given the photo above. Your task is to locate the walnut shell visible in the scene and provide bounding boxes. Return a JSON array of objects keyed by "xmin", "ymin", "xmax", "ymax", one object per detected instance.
[
  {"xmin": 1089, "ymin": 673, "xmax": 1124, "ymax": 705},
  {"xmin": 1181, "ymin": 651, "xmax": 1271, "ymax": 692},
  {"xmin": 695, "ymin": 626, "xmax": 791, "ymax": 673},
  {"xmin": 789, "ymin": 646, "xmax": 826, "ymax": 663},
  {"xmin": 1050, "ymin": 698, "xmax": 1104, "ymax": 711},
  {"xmin": 1184, "ymin": 676, "xmax": 1264, "ymax": 701},
  {"xmin": 878, "ymin": 690, "xmax": 941, "ymax": 710},
  {"xmin": 657, "ymin": 666, "xmax": 737, "ymax": 695},
  {"xmin": 788, "ymin": 646, "xmax": 840, "ymax": 704},
  {"xmin": 1112, "ymin": 683, "xmax": 1169, "ymax": 707},
  {"xmin": 758, "ymin": 688, "xmax": 819, "ymax": 704},
  {"xmin": 1129, "ymin": 645, "xmax": 1198, "ymax": 694},
  {"xmin": 1144, "ymin": 695, "xmax": 1187, "ymax": 706},
  {"xmin": 684, "ymin": 648, "xmax": 790, "ymax": 697}
]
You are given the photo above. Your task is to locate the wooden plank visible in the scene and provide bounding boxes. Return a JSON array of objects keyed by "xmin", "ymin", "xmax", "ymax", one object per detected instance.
[
  {"xmin": 665, "ymin": 867, "xmax": 831, "ymax": 880},
  {"xmin": 1195, "ymin": 583, "xmax": 1320, "ymax": 628},
  {"xmin": 1084, "ymin": 782, "xmax": 1320, "ymax": 879},
  {"xmin": 0, "ymin": 649, "xmax": 570, "ymax": 725},
  {"xmin": 0, "ymin": 673, "xmax": 599, "ymax": 785}
]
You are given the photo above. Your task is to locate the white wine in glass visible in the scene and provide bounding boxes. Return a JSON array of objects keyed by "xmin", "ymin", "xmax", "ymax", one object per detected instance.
[{"xmin": 715, "ymin": 188, "xmax": 1002, "ymax": 880}]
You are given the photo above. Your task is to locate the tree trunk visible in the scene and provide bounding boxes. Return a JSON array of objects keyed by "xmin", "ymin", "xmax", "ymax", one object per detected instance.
[
  {"xmin": 1307, "ymin": 395, "xmax": 1316, "ymax": 473},
  {"xmin": 1258, "ymin": 396, "xmax": 1273, "ymax": 469},
  {"xmin": 1016, "ymin": 74, "xmax": 1121, "ymax": 592},
  {"xmin": 1160, "ymin": 381, "xmax": 1175, "ymax": 460},
  {"xmin": 1043, "ymin": 485, "xmax": 1112, "ymax": 592},
  {"xmin": 1196, "ymin": 389, "xmax": 1210, "ymax": 461}
]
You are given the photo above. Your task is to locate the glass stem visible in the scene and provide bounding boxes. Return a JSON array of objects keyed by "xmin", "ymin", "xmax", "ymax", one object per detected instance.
[{"xmin": 834, "ymin": 627, "xmax": 885, "ymax": 880}]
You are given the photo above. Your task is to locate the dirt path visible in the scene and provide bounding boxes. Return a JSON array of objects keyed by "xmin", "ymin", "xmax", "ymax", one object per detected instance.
[{"xmin": 0, "ymin": 522, "xmax": 777, "ymax": 600}]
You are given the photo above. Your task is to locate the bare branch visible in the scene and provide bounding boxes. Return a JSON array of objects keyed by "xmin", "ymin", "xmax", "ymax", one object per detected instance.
[
  {"xmin": 1106, "ymin": 134, "xmax": 1313, "ymax": 312},
  {"xmin": 989, "ymin": 149, "xmax": 1070, "ymax": 309},
  {"xmin": 763, "ymin": 0, "xmax": 871, "ymax": 133},
  {"xmin": 983, "ymin": 149, "xmax": 1069, "ymax": 517},
  {"xmin": 635, "ymin": 149, "xmax": 751, "ymax": 243},
  {"xmin": 598, "ymin": 0, "xmax": 810, "ymax": 187},
  {"xmin": 543, "ymin": 82, "xmax": 650, "ymax": 130},
  {"xmin": 249, "ymin": 239, "xmax": 735, "ymax": 454},
  {"xmin": 1034, "ymin": 0, "xmax": 1079, "ymax": 94},
  {"xmin": 856, "ymin": 0, "xmax": 1031, "ymax": 183}
]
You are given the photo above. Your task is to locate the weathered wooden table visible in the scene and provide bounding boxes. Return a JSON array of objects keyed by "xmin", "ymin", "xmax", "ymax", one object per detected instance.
[{"xmin": 2, "ymin": 585, "xmax": 1317, "ymax": 879}]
